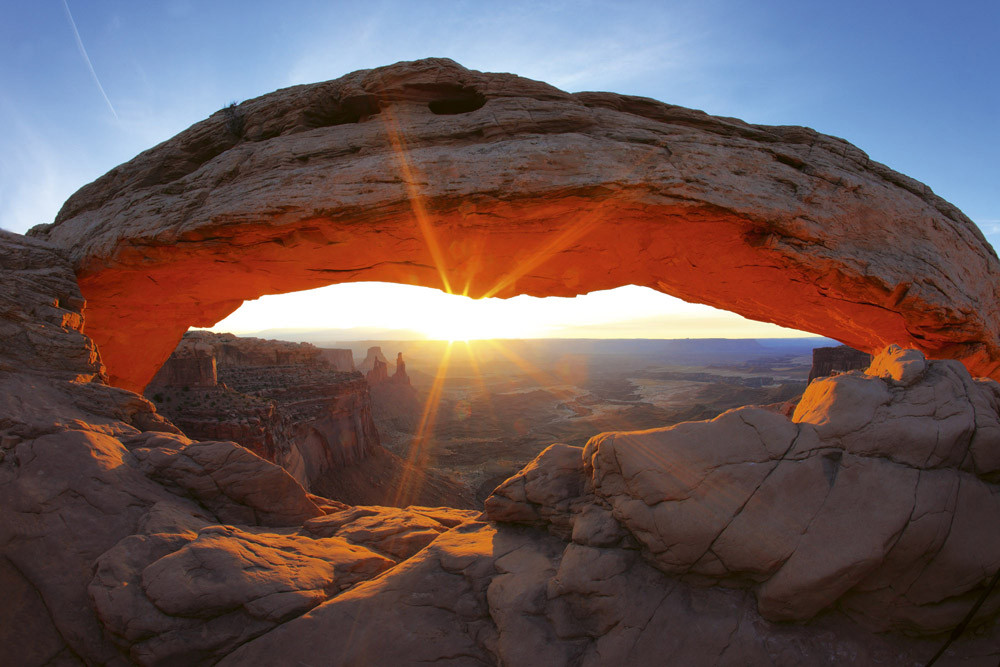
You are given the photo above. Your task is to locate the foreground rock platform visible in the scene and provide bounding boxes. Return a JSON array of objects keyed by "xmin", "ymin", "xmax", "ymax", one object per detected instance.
[
  {"xmin": 486, "ymin": 346, "xmax": 1000, "ymax": 637},
  {"xmin": 1, "ymin": 230, "xmax": 998, "ymax": 665},
  {"xmin": 27, "ymin": 58, "xmax": 1000, "ymax": 391}
]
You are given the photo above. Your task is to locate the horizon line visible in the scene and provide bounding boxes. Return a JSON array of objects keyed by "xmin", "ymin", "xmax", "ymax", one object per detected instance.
[{"xmin": 193, "ymin": 328, "xmax": 832, "ymax": 344}]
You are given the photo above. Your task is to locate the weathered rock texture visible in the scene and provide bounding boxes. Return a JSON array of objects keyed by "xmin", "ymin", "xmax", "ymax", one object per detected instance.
[
  {"xmin": 26, "ymin": 58, "xmax": 1000, "ymax": 391},
  {"xmin": 365, "ymin": 358, "xmax": 389, "ymax": 385},
  {"xmin": 808, "ymin": 344, "xmax": 873, "ymax": 381},
  {"xmin": 485, "ymin": 346, "xmax": 1000, "ymax": 636},
  {"xmin": 182, "ymin": 330, "xmax": 326, "ymax": 368},
  {"xmin": 0, "ymin": 230, "xmax": 104, "ymax": 382},
  {"xmin": 146, "ymin": 332, "xmax": 381, "ymax": 476},
  {"xmin": 1, "ymin": 232, "xmax": 998, "ymax": 665},
  {"xmin": 0, "ymin": 233, "xmax": 476, "ymax": 665},
  {"xmin": 392, "ymin": 351, "xmax": 409, "ymax": 384}
]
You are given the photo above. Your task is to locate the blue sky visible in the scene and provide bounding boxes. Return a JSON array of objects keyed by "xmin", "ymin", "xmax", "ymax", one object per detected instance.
[{"xmin": 1, "ymin": 1, "xmax": 996, "ymax": 338}]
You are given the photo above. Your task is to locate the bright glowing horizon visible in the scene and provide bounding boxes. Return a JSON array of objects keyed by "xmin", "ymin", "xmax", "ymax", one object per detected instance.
[{"xmin": 207, "ymin": 282, "xmax": 819, "ymax": 341}]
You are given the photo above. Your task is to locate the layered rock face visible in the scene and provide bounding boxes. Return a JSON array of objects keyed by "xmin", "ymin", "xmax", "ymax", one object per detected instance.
[
  {"xmin": 26, "ymin": 59, "xmax": 1000, "ymax": 391},
  {"xmin": 808, "ymin": 344, "xmax": 873, "ymax": 381},
  {"xmin": 1, "ymin": 233, "xmax": 998, "ymax": 665},
  {"xmin": 0, "ymin": 230, "xmax": 104, "ymax": 382},
  {"xmin": 182, "ymin": 330, "xmax": 326, "ymax": 368},
  {"xmin": 148, "ymin": 333, "xmax": 379, "ymax": 486},
  {"xmin": 147, "ymin": 345, "xmax": 217, "ymax": 387},
  {"xmin": 320, "ymin": 347, "xmax": 355, "ymax": 372},
  {"xmin": 218, "ymin": 365, "xmax": 380, "ymax": 484},
  {"xmin": 146, "ymin": 332, "xmax": 468, "ymax": 508}
]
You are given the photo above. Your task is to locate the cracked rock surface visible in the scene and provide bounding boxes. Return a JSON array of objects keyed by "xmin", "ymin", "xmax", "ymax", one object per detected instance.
[{"xmin": 486, "ymin": 346, "xmax": 1000, "ymax": 638}]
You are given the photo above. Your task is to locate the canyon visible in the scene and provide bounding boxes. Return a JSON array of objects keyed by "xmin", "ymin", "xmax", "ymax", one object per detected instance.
[
  {"xmin": 1, "ymin": 59, "xmax": 999, "ymax": 666},
  {"xmin": 145, "ymin": 332, "xmax": 466, "ymax": 508}
]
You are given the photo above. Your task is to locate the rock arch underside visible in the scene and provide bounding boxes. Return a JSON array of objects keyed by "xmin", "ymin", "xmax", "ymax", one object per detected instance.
[
  {"xmin": 27, "ymin": 59, "xmax": 1000, "ymax": 392},
  {"xmin": 2, "ymin": 59, "xmax": 999, "ymax": 666}
]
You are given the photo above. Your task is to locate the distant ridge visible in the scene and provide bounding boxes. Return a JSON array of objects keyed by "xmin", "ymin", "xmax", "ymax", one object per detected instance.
[{"xmin": 219, "ymin": 326, "xmax": 831, "ymax": 347}]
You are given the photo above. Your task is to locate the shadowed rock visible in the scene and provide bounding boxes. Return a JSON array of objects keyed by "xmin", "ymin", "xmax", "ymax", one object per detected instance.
[{"xmin": 807, "ymin": 344, "xmax": 872, "ymax": 381}]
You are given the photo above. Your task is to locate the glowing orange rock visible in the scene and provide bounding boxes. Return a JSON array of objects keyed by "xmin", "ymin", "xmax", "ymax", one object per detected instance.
[{"xmin": 28, "ymin": 58, "xmax": 1000, "ymax": 391}]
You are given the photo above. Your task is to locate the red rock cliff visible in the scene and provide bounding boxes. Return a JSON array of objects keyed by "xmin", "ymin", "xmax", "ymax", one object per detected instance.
[{"xmin": 148, "ymin": 332, "xmax": 383, "ymax": 494}]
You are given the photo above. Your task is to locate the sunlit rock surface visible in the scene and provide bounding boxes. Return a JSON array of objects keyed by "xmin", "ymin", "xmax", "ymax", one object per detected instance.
[
  {"xmin": 485, "ymin": 346, "xmax": 1000, "ymax": 637},
  {"xmin": 27, "ymin": 58, "xmax": 1000, "ymax": 391}
]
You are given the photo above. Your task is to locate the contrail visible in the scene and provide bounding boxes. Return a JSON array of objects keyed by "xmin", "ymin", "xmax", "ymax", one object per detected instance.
[{"xmin": 61, "ymin": 0, "xmax": 118, "ymax": 120}]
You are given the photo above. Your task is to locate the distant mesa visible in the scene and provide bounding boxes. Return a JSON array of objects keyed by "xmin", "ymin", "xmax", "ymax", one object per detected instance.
[
  {"xmin": 366, "ymin": 357, "xmax": 390, "ymax": 385},
  {"xmin": 358, "ymin": 346, "xmax": 390, "ymax": 375},
  {"xmin": 144, "ymin": 331, "xmax": 455, "ymax": 507},
  {"xmin": 362, "ymin": 347, "xmax": 412, "ymax": 387},
  {"xmin": 147, "ymin": 340, "xmax": 217, "ymax": 388},
  {"xmin": 320, "ymin": 347, "xmax": 355, "ymax": 372}
]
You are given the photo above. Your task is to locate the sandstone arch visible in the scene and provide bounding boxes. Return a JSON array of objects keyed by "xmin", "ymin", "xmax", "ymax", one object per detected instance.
[{"xmin": 28, "ymin": 58, "xmax": 1000, "ymax": 392}]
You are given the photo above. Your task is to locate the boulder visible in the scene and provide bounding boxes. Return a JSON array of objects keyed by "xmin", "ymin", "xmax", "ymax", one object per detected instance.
[{"xmin": 486, "ymin": 347, "xmax": 1000, "ymax": 634}]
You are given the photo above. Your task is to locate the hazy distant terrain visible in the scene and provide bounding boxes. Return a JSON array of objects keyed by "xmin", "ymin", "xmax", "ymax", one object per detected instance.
[{"xmin": 324, "ymin": 338, "xmax": 834, "ymax": 503}]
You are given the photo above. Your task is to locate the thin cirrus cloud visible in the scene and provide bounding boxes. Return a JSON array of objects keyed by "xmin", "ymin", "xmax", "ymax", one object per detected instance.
[{"xmin": 62, "ymin": 0, "xmax": 118, "ymax": 120}]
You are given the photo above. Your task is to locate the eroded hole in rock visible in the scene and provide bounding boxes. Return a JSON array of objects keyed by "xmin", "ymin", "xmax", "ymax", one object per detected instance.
[
  {"xmin": 302, "ymin": 93, "xmax": 383, "ymax": 128},
  {"xmin": 427, "ymin": 87, "xmax": 487, "ymax": 114}
]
